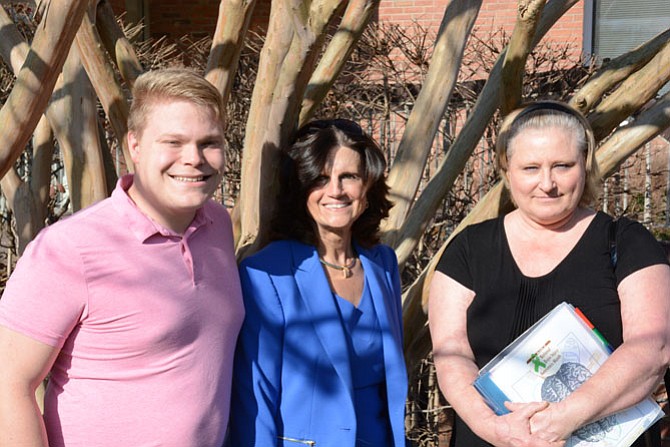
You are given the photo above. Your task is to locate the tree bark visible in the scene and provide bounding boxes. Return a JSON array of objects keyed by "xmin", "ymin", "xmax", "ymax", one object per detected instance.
[
  {"xmin": 0, "ymin": 4, "xmax": 108, "ymax": 231},
  {"xmin": 587, "ymin": 37, "xmax": 670, "ymax": 141},
  {"xmin": 0, "ymin": 117, "xmax": 54, "ymax": 255},
  {"xmin": 206, "ymin": 0, "xmax": 258, "ymax": 109},
  {"xmin": 597, "ymin": 91, "xmax": 670, "ymax": 178},
  {"xmin": 235, "ymin": 0, "xmax": 295, "ymax": 251},
  {"xmin": 383, "ymin": 0, "xmax": 482, "ymax": 244},
  {"xmin": 59, "ymin": 43, "xmax": 109, "ymax": 211},
  {"xmin": 570, "ymin": 29, "xmax": 670, "ymax": 113},
  {"xmin": 30, "ymin": 116, "xmax": 54, "ymax": 224},
  {"xmin": 0, "ymin": 5, "xmax": 30, "ymax": 73},
  {"xmin": 0, "ymin": 6, "xmax": 86, "ymax": 186},
  {"xmin": 0, "ymin": 0, "xmax": 88, "ymax": 179},
  {"xmin": 389, "ymin": 0, "xmax": 580, "ymax": 268},
  {"xmin": 500, "ymin": 0, "xmax": 546, "ymax": 116},
  {"xmin": 299, "ymin": 0, "xmax": 380, "ymax": 126},
  {"xmin": 96, "ymin": 0, "xmax": 143, "ymax": 87},
  {"xmin": 76, "ymin": 4, "xmax": 132, "ymax": 173}
]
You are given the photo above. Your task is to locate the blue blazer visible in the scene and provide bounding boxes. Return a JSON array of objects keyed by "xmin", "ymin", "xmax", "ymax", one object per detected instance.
[{"xmin": 229, "ymin": 240, "xmax": 407, "ymax": 447}]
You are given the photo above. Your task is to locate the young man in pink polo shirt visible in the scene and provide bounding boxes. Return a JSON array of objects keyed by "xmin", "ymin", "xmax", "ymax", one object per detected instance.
[{"xmin": 0, "ymin": 68, "xmax": 244, "ymax": 447}]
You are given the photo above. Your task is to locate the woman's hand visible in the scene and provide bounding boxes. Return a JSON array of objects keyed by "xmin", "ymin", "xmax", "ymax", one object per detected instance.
[
  {"xmin": 526, "ymin": 402, "xmax": 575, "ymax": 444},
  {"xmin": 495, "ymin": 401, "xmax": 566, "ymax": 447}
]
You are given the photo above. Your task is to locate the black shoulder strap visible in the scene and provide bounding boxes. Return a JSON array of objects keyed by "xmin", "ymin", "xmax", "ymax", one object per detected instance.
[{"xmin": 609, "ymin": 218, "xmax": 618, "ymax": 268}]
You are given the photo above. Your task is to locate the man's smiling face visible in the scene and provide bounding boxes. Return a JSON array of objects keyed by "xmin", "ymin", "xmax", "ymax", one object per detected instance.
[{"xmin": 127, "ymin": 99, "xmax": 225, "ymax": 232}]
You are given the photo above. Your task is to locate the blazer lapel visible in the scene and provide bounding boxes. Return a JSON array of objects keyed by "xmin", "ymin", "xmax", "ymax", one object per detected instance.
[
  {"xmin": 357, "ymin": 244, "xmax": 408, "ymax": 442},
  {"xmin": 291, "ymin": 242, "xmax": 354, "ymax": 397}
]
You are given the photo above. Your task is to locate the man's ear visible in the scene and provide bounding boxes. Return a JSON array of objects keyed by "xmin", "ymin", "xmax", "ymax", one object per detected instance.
[{"xmin": 128, "ymin": 131, "xmax": 141, "ymax": 164}]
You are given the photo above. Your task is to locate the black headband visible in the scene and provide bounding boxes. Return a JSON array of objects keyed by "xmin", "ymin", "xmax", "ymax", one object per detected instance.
[
  {"xmin": 294, "ymin": 119, "xmax": 365, "ymax": 142},
  {"xmin": 513, "ymin": 100, "xmax": 583, "ymax": 123}
]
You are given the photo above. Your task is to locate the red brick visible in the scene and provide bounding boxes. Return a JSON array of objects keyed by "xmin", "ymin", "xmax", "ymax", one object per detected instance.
[{"xmin": 106, "ymin": 0, "xmax": 584, "ymax": 57}]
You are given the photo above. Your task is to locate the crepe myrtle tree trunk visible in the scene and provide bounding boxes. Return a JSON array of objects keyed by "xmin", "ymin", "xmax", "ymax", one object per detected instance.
[
  {"xmin": 76, "ymin": 2, "xmax": 132, "ymax": 174},
  {"xmin": 206, "ymin": 0, "xmax": 259, "ymax": 111},
  {"xmin": 95, "ymin": 0, "xmax": 143, "ymax": 87},
  {"xmin": 587, "ymin": 36, "xmax": 670, "ymax": 142},
  {"xmin": 571, "ymin": 29, "xmax": 670, "ymax": 114},
  {"xmin": 382, "ymin": 0, "xmax": 482, "ymax": 246},
  {"xmin": 0, "ymin": 4, "xmax": 114, "ymax": 207},
  {"xmin": 298, "ymin": 0, "xmax": 381, "ymax": 126},
  {"xmin": 0, "ymin": 0, "xmax": 95, "ymax": 251},
  {"xmin": 0, "ymin": 0, "xmax": 89, "ymax": 179},
  {"xmin": 60, "ymin": 42, "xmax": 110, "ymax": 211},
  {"xmin": 500, "ymin": 0, "xmax": 547, "ymax": 116},
  {"xmin": 0, "ymin": 116, "xmax": 53, "ymax": 255}
]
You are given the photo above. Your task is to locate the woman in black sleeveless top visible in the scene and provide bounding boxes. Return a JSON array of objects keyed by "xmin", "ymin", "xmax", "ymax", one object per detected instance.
[{"xmin": 428, "ymin": 101, "xmax": 670, "ymax": 447}]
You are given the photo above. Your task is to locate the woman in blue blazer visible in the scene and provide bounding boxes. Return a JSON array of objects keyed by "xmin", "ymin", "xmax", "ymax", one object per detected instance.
[{"xmin": 229, "ymin": 119, "xmax": 408, "ymax": 447}]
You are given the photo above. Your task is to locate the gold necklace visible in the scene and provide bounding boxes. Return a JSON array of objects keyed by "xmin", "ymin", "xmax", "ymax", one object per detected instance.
[{"xmin": 319, "ymin": 257, "xmax": 357, "ymax": 278}]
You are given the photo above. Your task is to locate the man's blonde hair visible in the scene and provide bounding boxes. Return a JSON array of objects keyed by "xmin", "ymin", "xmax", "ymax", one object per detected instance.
[{"xmin": 128, "ymin": 68, "xmax": 225, "ymax": 137}]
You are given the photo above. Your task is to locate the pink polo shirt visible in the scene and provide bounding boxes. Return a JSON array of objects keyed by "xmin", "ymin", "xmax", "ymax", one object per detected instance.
[{"xmin": 0, "ymin": 175, "xmax": 244, "ymax": 447}]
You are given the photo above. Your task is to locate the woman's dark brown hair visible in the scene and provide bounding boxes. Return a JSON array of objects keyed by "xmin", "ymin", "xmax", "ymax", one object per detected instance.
[{"xmin": 272, "ymin": 119, "xmax": 392, "ymax": 248}]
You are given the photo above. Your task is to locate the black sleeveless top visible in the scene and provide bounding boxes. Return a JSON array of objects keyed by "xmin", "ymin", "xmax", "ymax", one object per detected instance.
[{"xmin": 436, "ymin": 211, "xmax": 669, "ymax": 447}]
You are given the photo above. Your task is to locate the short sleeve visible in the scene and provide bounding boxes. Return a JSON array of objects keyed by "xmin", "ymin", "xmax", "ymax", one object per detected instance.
[
  {"xmin": 0, "ymin": 226, "xmax": 87, "ymax": 347},
  {"xmin": 614, "ymin": 217, "xmax": 669, "ymax": 285},
  {"xmin": 435, "ymin": 228, "xmax": 474, "ymax": 291}
]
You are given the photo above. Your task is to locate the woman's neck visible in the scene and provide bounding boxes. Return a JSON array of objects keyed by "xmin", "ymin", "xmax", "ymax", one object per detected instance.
[
  {"xmin": 513, "ymin": 207, "xmax": 594, "ymax": 235},
  {"xmin": 316, "ymin": 231, "xmax": 355, "ymax": 265}
]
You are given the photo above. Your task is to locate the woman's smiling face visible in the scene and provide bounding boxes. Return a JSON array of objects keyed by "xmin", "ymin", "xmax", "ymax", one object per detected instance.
[{"xmin": 306, "ymin": 146, "xmax": 368, "ymax": 238}]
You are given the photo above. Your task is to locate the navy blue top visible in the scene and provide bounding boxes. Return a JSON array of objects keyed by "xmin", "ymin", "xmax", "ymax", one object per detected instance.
[{"xmin": 334, "ymin": 280, "xmax": 392, "ymax": 447}]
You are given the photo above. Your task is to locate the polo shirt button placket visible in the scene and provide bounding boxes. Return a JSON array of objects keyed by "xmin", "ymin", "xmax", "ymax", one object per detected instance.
[{"xmin": 179, "ymin": 239, "xmax": 195, "ymax": 284}]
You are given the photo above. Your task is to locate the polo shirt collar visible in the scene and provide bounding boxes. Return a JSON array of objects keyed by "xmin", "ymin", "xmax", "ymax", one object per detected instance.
[{"xmin": 111, "ymin": 174, "xmax": 214, "ymax": 242}]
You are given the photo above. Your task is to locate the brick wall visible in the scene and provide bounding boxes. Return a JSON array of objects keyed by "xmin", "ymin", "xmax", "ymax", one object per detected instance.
[
  {"xmin": 107, "ymin": 0, "xmax": 584, "ymax": 53},
  {"xmin": 377, "ymin": 0, "xmax": 585, "ymax": 53}
]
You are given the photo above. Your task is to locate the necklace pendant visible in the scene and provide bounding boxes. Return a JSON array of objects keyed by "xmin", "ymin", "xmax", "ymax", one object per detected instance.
[{"xmin": 319, "ymin": 256, "xmax": 356, "ymax": 279}]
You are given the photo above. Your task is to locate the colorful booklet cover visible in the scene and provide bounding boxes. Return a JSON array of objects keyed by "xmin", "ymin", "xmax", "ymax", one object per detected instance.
[{"xmin": 473, "ymin": 302, "xmax": 664, "ymax": 447}]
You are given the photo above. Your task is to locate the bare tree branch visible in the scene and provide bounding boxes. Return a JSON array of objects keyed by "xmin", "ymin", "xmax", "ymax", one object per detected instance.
[
  {"xmin": 95, "ymin": 0, "xmax": 143, "ymax": 87},
  {"xmin": 75, "ymin": 4, "xmax": 132, "ymax": 172},
  {"xmin": 597, "ymin": 92, "xmax": 670, "ymax": 178},
  {"xmin": 0, "ymin": 0, "xmax": 88, "ymax": 178},
  {"xmin": 60, "ymin": 42, "xmax": 109, "ymax": 210},
  {"xmin": 0, "ymin": 115, "xmax": 54, "ymax": 255},
  {"xmin": 587, "ymin": 38, "xmax": 670, "ymax": 141},
  {"xmin": 383, "ymin": 0, "xmax": 482, "ymax": 243},
  {"xmin": 570, "ymin": 28, "xmax": 670, "ymax": 113},
  {"xmin": 500, "ymin": 0, "xmax": 546, "ymax": 115},
  {"xmin": 299, "ymin": 0, "xmax": 380, "ymax": 126},
  {"xmin": 0, "ymin": 4, "xmax": 30, "ymax": 73},
  {"xmin": 206, "ymin": 0, "xmax": 258, "ymax": 108}
]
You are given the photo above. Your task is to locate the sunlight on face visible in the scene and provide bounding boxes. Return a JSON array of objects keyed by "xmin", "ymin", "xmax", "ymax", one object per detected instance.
[{"xmin": 505, "ymin": 126, "xmax": 586, "ymax": 227}]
